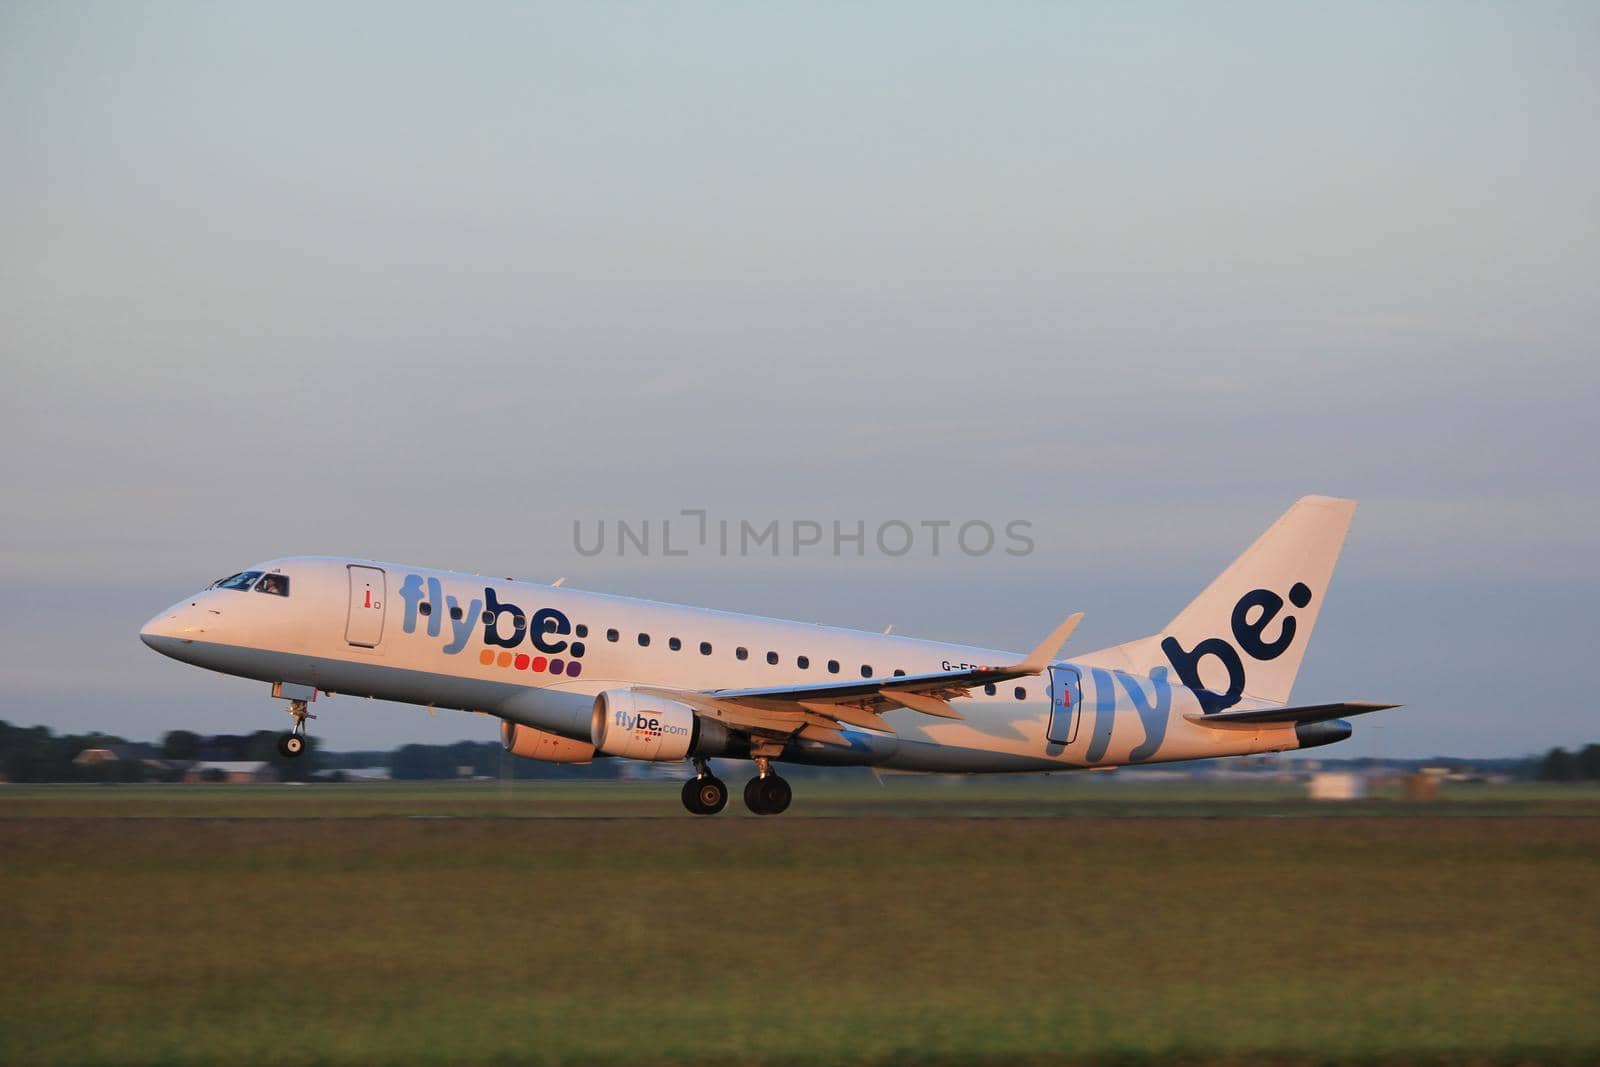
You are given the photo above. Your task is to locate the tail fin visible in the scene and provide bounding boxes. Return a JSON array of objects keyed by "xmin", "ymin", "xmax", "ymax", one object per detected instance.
[{"xmin": 1085, "ymin": 496, "xmax": 1357, "ymax": 714}]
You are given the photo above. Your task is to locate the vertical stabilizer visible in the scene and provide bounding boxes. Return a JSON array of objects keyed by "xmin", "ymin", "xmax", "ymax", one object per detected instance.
[{"xmin": 1084, "ymin": 496, "xmax": 1356, "ymax": 712}]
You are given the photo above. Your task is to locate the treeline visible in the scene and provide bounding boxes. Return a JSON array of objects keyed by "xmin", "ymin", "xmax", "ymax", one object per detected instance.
[
  {"xmin": 0, "ymin": 721, "xmax": 133, "ymax": 782},
  {"xmin": 1537, "ymin": 745, "xmax": 1600, "ymax": 781},
  {"xmin": 0, "ymin": 722, "xmax": 600, "ymax": 782},
  {"xmin": 0, "ymin": 722, "xmax": 321, "ymax": 783}
]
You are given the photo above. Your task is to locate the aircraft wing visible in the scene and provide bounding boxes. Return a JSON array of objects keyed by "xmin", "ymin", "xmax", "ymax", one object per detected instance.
[
  {"xmin": 1186, "ymin": 700, "xmax": 1399, "ymax": 727},
  {"xmin": 632, "ymin": 612, "xmax": 1083, "ymax": 747}
]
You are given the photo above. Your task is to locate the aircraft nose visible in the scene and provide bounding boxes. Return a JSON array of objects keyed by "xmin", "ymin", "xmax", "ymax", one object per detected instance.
[
  {"xmin": 139, "ymin": 611, "xmax": 176, "ymax": 648},
  {"xmin": 140, "ymin": 607, "xmax": 183, "ymax": 652},
  {"xmin": 140, "ymin": 601, "xmax": 209, "ymax": 650}
]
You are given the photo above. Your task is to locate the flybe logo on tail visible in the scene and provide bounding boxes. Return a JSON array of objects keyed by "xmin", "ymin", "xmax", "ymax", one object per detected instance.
[{"xmin": 1161, "ymin": 582, "xmax": 1312, "ymax": 715}]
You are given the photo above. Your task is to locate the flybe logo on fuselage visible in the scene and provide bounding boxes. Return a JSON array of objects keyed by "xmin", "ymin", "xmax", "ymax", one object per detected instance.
[
  {"xmin": 396, "ymin": 575, "xmax": 587, "ymax": 676},
  {"xmin": 1160, "ymin": 582, "xmax": 1312, "ymax": 715}
]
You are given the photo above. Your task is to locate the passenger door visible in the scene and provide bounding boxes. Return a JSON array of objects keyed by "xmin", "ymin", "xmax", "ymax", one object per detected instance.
[
  {"xmin": 345, "ymin": 565, "xmax": 386, "ymax": 648},
  {"xmin": 1046, "ymin": 665, "xmax": 1082, "ymax": 746}
]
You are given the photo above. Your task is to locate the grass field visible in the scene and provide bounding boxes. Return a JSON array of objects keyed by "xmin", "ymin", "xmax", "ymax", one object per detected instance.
[{"xmin": 3, "ymin": 781, "xmax": 1598, "ymax": 1066}]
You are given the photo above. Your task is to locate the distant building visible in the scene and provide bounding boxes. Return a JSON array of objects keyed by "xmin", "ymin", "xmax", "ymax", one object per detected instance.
[
  {"xmin": 1308, "ymin": 772, "xmax": 1367, "ymax": 800},
  {"xmin": 184, "ymin": 761, "xmax": 279, "ymax": 784}
]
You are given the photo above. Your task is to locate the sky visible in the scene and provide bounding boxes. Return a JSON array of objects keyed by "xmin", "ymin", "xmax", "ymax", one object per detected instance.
[{"xmin": 2, "ymin": 1, "xmax": 1596, "ymax": 758}]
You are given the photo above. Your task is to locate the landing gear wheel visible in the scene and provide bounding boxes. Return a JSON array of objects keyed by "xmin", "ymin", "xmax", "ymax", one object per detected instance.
[
  {"xmin": 743, "ymin": 773, "xmax": 792, "ymax": 815},
  {"xmin": 682, "ymin": 776, "xmax": 728, "ymax": 815},
  {"xmin": 278, "ymin": 698, "xmax": 314, "ymax": 759}
]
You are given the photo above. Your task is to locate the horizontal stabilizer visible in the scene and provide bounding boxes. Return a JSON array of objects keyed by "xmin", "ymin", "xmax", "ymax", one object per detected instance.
[{"xmin": 1187, "ymin": 700, "xmax": 1399, "ymax": 727}]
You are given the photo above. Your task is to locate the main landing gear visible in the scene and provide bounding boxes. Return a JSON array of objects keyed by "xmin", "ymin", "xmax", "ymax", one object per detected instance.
[
  {"xmin": 681, "ymin": 765, "xmax": 729, "ymax": 815},
  {"xmin": 678, "ymin": 767, "xmax": 729, "ymax": 819},
  {"xmin": 680, "ymin": 757, "xmax": 792, "ymax": 815},
  {"xmin": 742, "ymin": 756, "xmax": 791, "ymax": 816},
  {"xmin": 277, "ymin": 699, "xmax": 315, "ymax": 758}
]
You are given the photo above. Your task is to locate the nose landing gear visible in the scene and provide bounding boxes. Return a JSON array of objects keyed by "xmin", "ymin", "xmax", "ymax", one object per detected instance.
[{"xmin": 277, "ymin": 699, "xmax": 315, "ymax": 758}]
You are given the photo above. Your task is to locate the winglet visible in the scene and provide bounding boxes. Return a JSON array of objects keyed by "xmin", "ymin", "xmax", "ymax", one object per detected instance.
[{"xmin": 1013, "ymin": 612, "xmax": 1084, "ymax": 675}]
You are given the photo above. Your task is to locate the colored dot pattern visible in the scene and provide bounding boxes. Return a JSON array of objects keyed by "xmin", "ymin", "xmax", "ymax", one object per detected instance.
[{"xmin": 479, "ymin": 646, "xmax": 582, "ymax": 677}]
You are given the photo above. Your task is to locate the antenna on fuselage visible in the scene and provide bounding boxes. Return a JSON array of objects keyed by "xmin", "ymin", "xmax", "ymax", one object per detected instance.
[{"xmin": 551, "ymin": 577, "xmax": 566, "ymax": 588}]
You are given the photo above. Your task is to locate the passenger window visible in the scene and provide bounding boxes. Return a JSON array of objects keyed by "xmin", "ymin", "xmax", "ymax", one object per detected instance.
[
  {"xmin": 1014, "ymin": 686, "xmax": 1026, "ymax": 700},
  {"xmin": 669, "ymin": 637, "xmax": 682, "ymax": 651},
  {"xmin": 797, "ymin": 655, "xmax": 810, "ymax": 669},
  {"xmin": 482, "ymin": 611, "xmax": 494, "ymax": 625},
  {"xmin": 827, "ymin": 660, "xmax": 840, "ymax": 674},
  {"xmin": 575, "ymin": 624, "xmax": 588, "ymax": 638},
  {"xmin": 607, "ymin": 628, "xmax": 620, "ymax": 642},
  {"xmin": 861, "ymin": 665, "xmax": 873, "ymax": 678},
  {"xmin": 450, "ymin": 606, "xmax": 463, "ymax": 621},
  {"xmin": 984, "ymin": 683, "xmax": 996, "ymax": 696},
  {"xmin": 736, "ymin": 647, "xmax": 749, "ymax": 661},
  {"xmin": 700, "ymin": 641, "xmax": 712, "ymax": 656},
  {"xmin": 542, "ymin": 617, "xmax": 557, "ymax": 632},
  {"xmin": 638, "ymin": 633, "xmax": 651, "ymax": 647},
  {"xmin": 893, "ymin": 669, "xmax": 906, "ymax": 677},
  {"xmin": 417, "ymin": 601, "xmax": 432, "ymax": 616},
  {"xmin": 766, "ymin": 651, "xmax": 779, "ymax": 665},
  {"xmin": 254, "ymin": 574, "xmax": 290, "ymax": 597}
]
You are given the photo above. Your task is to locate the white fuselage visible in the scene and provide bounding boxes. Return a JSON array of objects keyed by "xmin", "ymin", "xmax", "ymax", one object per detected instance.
[{"xmin": 140, "ymin": 556, "xmax": 1319, "ymax": 772}]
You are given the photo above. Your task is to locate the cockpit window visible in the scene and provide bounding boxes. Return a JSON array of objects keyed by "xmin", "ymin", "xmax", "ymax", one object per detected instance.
[
  {"xmin": 255, "ymin": 574, "xmax": 290, "ymax": 597},
  {"xmin": 211, "ymin": 571, "xmax": 264, "ymax": 591}
]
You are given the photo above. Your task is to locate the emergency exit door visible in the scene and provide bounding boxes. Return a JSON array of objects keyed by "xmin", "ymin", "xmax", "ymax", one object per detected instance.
[
  {"xmin": 1046, "ymin": 665, "xmax": 1082, "ymax": 746},
  {"xmin": 345, "ymin": 565, "xmax": 386, "ymax": 648}
]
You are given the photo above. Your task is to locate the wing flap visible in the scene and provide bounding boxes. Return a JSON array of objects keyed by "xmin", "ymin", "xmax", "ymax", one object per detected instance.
[
  {"xmin": 796, "ymin": 723, "xmax": 849, "ymax": 746},
  {"xmin": 799, "ymin": 702, "xmax": 895, "ymax": 732},
  {"xmin": 884, "ymin": 690, "xmax": 963, "ymax": 719}
]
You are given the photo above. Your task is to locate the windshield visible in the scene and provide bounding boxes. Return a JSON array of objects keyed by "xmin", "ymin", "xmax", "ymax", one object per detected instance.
[{"xmin": 210, "ymin": 571, "xmax": 264, "ymax": 591}]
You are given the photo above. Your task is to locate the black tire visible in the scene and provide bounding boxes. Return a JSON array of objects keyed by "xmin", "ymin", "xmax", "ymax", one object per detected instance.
[
  {"xmin": 744, "ymin": 774, "xmax": 791, "ymax": 815},
  {"xmin": 279, "ymin": 733, "xmax": 304, "ymax": 758},
  {"xmin": 695, "ymin": 776, "xmax": 728, "ymax": 815},
  {"xmin": 681, "ymin": 777, "xmax": 708, "ymax": 814},
  {"xmin": 759, "ymin": 774, "xmax": 791, "ymax": 815}
]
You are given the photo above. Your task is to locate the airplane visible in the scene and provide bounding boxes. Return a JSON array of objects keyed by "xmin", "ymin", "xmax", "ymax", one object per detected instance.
[{"xmin": 139, "ymin": 495, "xmax": 1395, "ymax": 814}]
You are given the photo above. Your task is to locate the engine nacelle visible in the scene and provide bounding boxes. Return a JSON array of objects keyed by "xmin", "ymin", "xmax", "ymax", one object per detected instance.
[
  {"xmin": 590, "ymin": 690, "xmax": 698, "ymax": 761},
  {"xmin": 500, "ymin": 720, "xmax": 596, "ymax": 764}
]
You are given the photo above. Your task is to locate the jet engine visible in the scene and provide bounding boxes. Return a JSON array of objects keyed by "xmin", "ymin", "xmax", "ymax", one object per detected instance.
[
  {"xmin": 500, "ymin": 720, "xmax": 596, "ymax": 763},
  {"xmin": 590, "ymin": 689, "xmax": 700, "ymax": 760}
]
